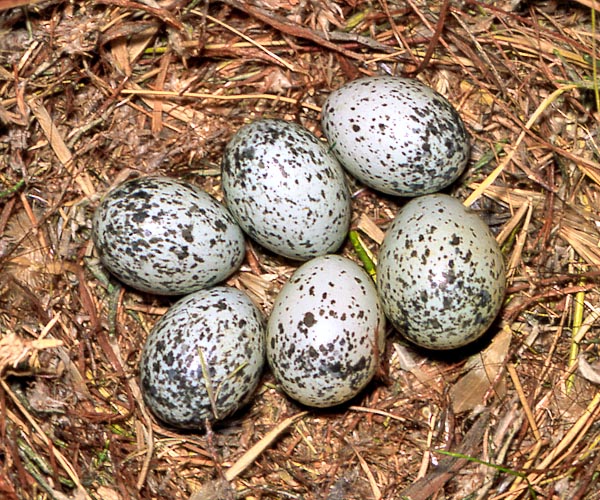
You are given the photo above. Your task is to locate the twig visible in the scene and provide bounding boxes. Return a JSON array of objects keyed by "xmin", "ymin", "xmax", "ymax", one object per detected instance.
[
  {"xmin": 120, "ymin": 87, "xmax": 322, "ymax": 112},
  {"xmin": 1, "ymin": 379, "xmax": 93, "ymax": 500},
  {"xmin": 95, "ymin": 0, "xmax": 184, "ymax": 31},
  {"xmin": 409, "ymin": 0, "xmax": 451, "ymax": 74},
  {"xmin": 189, "ymin": 412, "xmax": 308, "ymax": 500},
  {"xmin": 349, "ymin": 442, "xmax": 382, "ymax": 500},
  {"xmin": 28, "ymin": 99, "xmax": 96, "ymax": 198},
  {"xmin": 218, "ymin": 0, "xmax": 365, "ymax": 61},
  {"xmin": 192, "ymin": 9, "xmax": 298, "ymax": 72},
  {"xmin": 0, "ymin": 0, "xmax": 52, "ymax": 9},
  {"xmin": 507, "ymin": 364, "xmax": 541, "ymax": 442},
  {"xmin": 398, "ymin": 412, "xmax": 491, "ymax": 500},
  {"xmin": 464, "ymin": 84, "xmax": 578, "ymax": 207},
  {"xmin": 224, "ymin": 412, "xmax": 307, "ymax": 482}
]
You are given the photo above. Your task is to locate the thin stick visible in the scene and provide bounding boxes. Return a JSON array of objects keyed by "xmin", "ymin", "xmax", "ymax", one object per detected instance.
[
  {"xmin": 463, "ymin": 84, "xmax": 578, "ymax": 207},
  {"xmin": 120, "ymin": 88, "xmax": 321, "ymax": 112},
  {"xmin": 350, "ymin": 442, "xmax": 383, "ymax": 500},
  {"xmin": 501, "ymin": 392, "xmax": 600, "ymax": 498},
  {"xmin": 567, "ymin": 267, "xmax": 586, "ymax": 392},
  {"xmin": 532, "ymin": 392, "xmax": 600, "ymax": 474},
  {"xmin": 195, "ymin": 10, "xmax": 297, "ymax": 72},
  {"xmin": 592, "ymin": 1, "xmax": 600, "ymax": 112},
  {"xmin": 410, "ymin": 0, "xmax": 451, "ymax": 74},
  {"xmin": 349, "ymin": 405, "xmax": 406, "ymax": 422},
  {"xmin": 0, "ymin": 0, "xmax": 50, "ymax": 10},
  {"xmin": 505, "ymin": 199, "xmax": 533, "ymax": 279},
  {"xmin": 507, "ymin": 364, "xmax": 541, "ymax": 442},
  {"xmin": 28, "ymin": 99, "xmax": 96, "ymax": 197},
  {"xmin": 219, "ymin": 0, "xmax": 364, "ymax": 61},
  {"xmin": 1, "ymin": 379, "xmax": 92, "ymax": 500},
  {"xmin": 225, "ymin": 412, "xmax": 307, "ymax": 481}
]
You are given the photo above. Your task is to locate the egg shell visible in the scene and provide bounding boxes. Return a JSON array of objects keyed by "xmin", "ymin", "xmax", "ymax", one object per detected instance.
[
  {"xmin": 377, "ymin": 194, "xmax": 506, "ymax": 350},
  {"xmin": 92, "ymin": 176, "xmax": 245, "ymax": 295},
  {"xmin": 139, "ymin": 286, "xmax": 265, "ymax": 428},
  {"xmin": 267, "ymin": 255, "xmax": 386, "ymax": 407},
  {"xmin": 321, "ymin": 76, "xmax": 470, "ymax": 196},
  {"xmin": 222, "ymin": 119, "xmax": 351, "ymax": 261}
]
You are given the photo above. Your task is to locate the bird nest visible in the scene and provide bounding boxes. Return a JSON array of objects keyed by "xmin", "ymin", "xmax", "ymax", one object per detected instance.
[{"xmin": 1, "ymin": 1, "xmax": 600, "ymax": 499}]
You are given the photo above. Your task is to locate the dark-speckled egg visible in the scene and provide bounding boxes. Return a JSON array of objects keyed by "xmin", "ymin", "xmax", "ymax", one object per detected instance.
[
  {"xmin": 222, "ymin": 119, "xmax": 351, "ymax": 261},
  {"xmin": 321, "ymin": 76, "xmax": 470, "ymax": 196},
  {"xmin": 92, "ymin": 176, "xmax": 245, "ymax": 296},
  {"xmin": 266, "ymin": 255, "xmax": 386, "ymax": 407},
  {"xmin": 377, "ymin": 194, "xmax": 506, "ymax": 350},
  {"xmin": 140, "ymin": 286, "xmax": 265, "ymax": 428}
]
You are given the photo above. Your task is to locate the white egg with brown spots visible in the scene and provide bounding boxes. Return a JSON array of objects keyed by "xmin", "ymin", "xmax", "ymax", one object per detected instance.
[
  {"xmin": 377, "ymin": 194, "xmax": 506, "ymax": 350},
  {"xmin": 92, "ymin": 176, "xmax": 245, "ymax": 296},
  {"xmin": 321, "ymin": 76, "xmax": 470, "ymax": 196},
  {"xmin": 140, "ymin": 286, "xmax": 265, "ymax": 428},
  {"xmin": 222, "ymin": 119, "xmax": 351, "ymax": 260},
  {"xmin": 267, "ymin": 255, "xmax": 386, "ymax": 407}
]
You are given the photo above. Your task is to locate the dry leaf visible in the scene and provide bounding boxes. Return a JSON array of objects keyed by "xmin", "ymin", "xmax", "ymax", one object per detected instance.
[
  {"xmin": 449, "ymin": 326, "xmax": 511, "ymax": 413},
  {"xmin": 578, "ymin": 356, "xmax": 600, "ymax": 385},
  {"xmin": 0, "ymin": 333, "xmax": 63, "ymax": 374},
  {"xmin": 357, "ymin": 214, "xmax": 385, "ymax": 245},
  {"xmin": 392, "ymin": 343, "xmax": 443, "ymax": 393},
  {"xmin": 94, "ymin": 487, "xmax": 122, "ymax": 500}
]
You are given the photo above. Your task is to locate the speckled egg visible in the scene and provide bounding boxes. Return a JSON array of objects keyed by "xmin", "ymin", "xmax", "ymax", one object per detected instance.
[
  {"xmin": 377, "ymin": 194, "xmax": 506, "ymax": 350},
  {"xmin": 267, "ymin": 255, "xmax": 386, "ymax": 407},
  {"xmin": 140, "ymin": 286, "xmax": 265, "ymax": 428},
  {"xmin": 321, "ymin": 76, "xmax": 470, "ymax": 196},
  {"xmin": 222, "ymin": 119, "xmax": 351, "ymax": 260},
  {"xmin": 92, "ymin": 176, "xmax": 245, "ymax": 295}
]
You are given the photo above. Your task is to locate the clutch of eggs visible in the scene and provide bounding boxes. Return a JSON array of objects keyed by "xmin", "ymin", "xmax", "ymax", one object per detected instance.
[{"xmin": 90, "ymin": 74, "xmax": 507, "ymax": 430}]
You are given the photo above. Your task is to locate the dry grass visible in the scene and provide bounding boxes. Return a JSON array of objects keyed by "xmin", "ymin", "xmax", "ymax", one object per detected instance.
[{"xmin": 1, "ymin": 0, "xmax": 600, "ymax": 499}]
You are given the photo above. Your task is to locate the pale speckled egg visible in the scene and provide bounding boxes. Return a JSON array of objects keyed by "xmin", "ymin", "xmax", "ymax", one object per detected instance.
[
  {"xmin": 140, "ymin": 286, "xmax": 265, "ymax": 428},
  {"xmin": 221, "ymin": 119, "xmax": 351, "ymax": 261},
  {"xmin": 377, "ymin": 194, "xmax": 506, "ymax": 350},
  {"xmin": 266, "ymin": 255, "xmax": 386, "ymax": 407},
  {"xmin": 321, "ymin": 76, "xmax": 470, "ymax": 196},
  {"xmin": 92, "ymin": 176, "xmax": 245, "ymax": 296}
]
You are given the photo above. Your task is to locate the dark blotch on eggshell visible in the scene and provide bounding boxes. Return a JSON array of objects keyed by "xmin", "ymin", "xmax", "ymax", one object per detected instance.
[
  {"xmin": 376, "ymin": 194, "xmax": 506, "ymax": 350},
  {"xmin": 321, "ymin": 76, "xmax": 470, "ymax": 196},
  {"xmin": 221, "ymin": 119, "xmax": 351, "ymax": 260},
  {"xmin": 140, "ymin": 286, "xmax": 265, "ymax": 428},
  {"xmin": 92, "ymin": 176, "xmax": 245, "ymax": 295}
]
